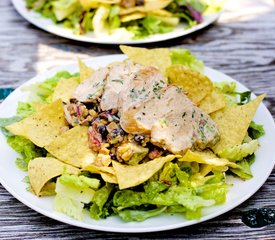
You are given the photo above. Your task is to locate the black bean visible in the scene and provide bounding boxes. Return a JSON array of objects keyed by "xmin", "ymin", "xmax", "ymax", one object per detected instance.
[
  {"xmin": 134, "ymin": 134, "xmax": 144, "ymax": 143},
  {"xmin": 98, "ymin": 125, "xmax": 108, "ymax": 139}
]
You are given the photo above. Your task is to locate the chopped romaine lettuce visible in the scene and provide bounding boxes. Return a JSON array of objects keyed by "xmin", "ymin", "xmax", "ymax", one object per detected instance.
[
  {"xmin": 59, "ymin": 174, "xmax": 100, "ymax": 190},
  {"xmin": 0, "ymin": 116, "xmax": 22, "ymax": 136},
  {"xmin": 54, "ymin": 174, "xmax": 101, "ymax": 220},
  {"xmin": 16, "ymin": 102, "xmax": 35, "ymax": 118},
  {"xmin": 142, "ymin": 16, "xmax": 173, "ymax": 35},
  {"xmin": 90, "ymin": 183, "xmax": 114, "ymax": 220},
  {"xmin": 230, "ymin": 158, "xmax": 253, "ymax": 180},
  {"xmin": 118, "ymin": 206, "xmax": 167, "ymax": 222},
  {"xmin": 23, "ymin": 71, "xmax": 77, "ymax": 103},
  {"xmin": 170, "ymin": 48, "xmax": 204, "ymax": 72},
  {"xmin": 248, "ymin": 121, "xmax": 265, "ymax": 139},
  {"xmin": 54, "ymin": 194, "xmax": 84, "ymax": 220},
  {"xmin": 7, "ymin": 135, "xmax": 47, "ymax": 171},
  {"xmin": 55, "ymin": 177, "xmax": 96, "ymax": 203},
  {"xmin": 108, "ymin": 5, "xmax": 120, "ymax": 29},
  {"xmin": 52, "ymin": 0, "xmax": 79, "ymax": 21},
  {"xmin": 215, "ymin": 81, "xmax": 237, "ymax": 94},
  {"xmin": 81, "ymin": 11, "xmax": 95, "ymax": 33},
  {"xmin": 218, "ymin": 139, "xmax": 259, "ymax": 162},
  {"xmin": 238, "ymin": 91, "xmax": 251, "ymax": 105}
]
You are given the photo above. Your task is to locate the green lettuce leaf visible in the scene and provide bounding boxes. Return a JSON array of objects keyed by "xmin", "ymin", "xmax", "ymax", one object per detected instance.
[
  {"xmin": 6, "ymin": 135, "xmax": 47, "ymax": 171},
  {"xmin": 55, "ymin": 176, "xmax": 96, "ymax": 203},
  {"xmin": 218, "ymin": 139, "xmax": 259, "ymax": 162},
  {"xmin": 123, "ymin": 15, "xmax": 176, "ymax": 39},
  {"xmin": 59, "ymin": 174, "xmax": 100, "ymax": 190},
  {"xmin": 113, "ymin": 163, "xmax": 229, "ymax": 221},
  {"xmin": 54, "ymin": 194, "xmax": 84, "ymax": 220},
  {"xmin": 81, "ymin": 11, "xmax": 95, "ymax": 33},
  {"xmin": 248, "ymin": 121, "xmax": 265, "ymax": 139},
  {"xmin": 90, "ymin": 183, "xmax": 114, "ymax": 220},
  {"xmin": 230, "ymin": 158, "xmax": 253, "ymax": 180},
  {"xmin": 141, "ymin": 16, "xmax": 173, "ymax": 35},
  {"xmin": 52, "ymin": 0, "xmax": 79, "ymax": 21},
  {"xmin": 0, "ymin": 116, "xmax": 22, "ymax": 136},
  {"xmin": 54, "ymin": 175, "xmax": 100, "ymax": 220},
  {"xmin": 195, "ymin": 175, "xmax": 228, "ymax": 204},
  {"xmin": 215, "ymin": 81, "xmax": 237, "ymax": 94},
  {"xmin": 114, "ymin": 185, "xmax": 214, "ymax": 212},
  {"xmin": 170, "ymin": 49, "xmax": 204, "ymax": 72},
  {"xmin": 237, "ymin": 91, "xmax": 251, "ymax": 105},
  {"xmin": 118, "ymin": 206, "xmax": 167, "ymax": 222},
  {"xmin": 16, "ymin": 102, "xmax": 35, "ymax": 118},
  {"xmin": 23, "ymin": 71, "xmax": 77, "ymax": 103},
  {"xmin": 108, "ymin": 5, "xmax": 120, "ymax": 29}
]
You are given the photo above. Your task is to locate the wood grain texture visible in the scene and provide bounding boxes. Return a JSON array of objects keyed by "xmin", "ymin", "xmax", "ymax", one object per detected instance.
[{"xmin": 1, "ymin": 0, "xmax": 275, "ymax": 239}]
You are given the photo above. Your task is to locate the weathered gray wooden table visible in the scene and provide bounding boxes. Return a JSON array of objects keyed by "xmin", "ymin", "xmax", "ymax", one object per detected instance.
[{"xmin": 1, "ymin": 0, "xmax": 275, "ymax": 239}]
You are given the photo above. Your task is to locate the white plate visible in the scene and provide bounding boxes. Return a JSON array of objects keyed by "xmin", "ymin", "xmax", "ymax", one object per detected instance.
[
  {"xmin": 0, "ymin": 54, "xmax": 275, "ymax": 233},
  {"xmin": 11, "ymin": 0, "xmax": 222, "ymax": 44}
]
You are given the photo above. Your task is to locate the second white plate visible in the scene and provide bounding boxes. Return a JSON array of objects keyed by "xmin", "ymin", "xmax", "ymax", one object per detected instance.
[{"xmin": 12, "ymin": 0, "xmax": 222, "ymax": 44}]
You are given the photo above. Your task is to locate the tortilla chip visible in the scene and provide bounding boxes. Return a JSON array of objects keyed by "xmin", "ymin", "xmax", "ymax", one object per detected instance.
[
  {"xmin": 46, "ymin": 125, "xmax": 96, "ymax": 168},
  {"xmin": 120, "ymin": 45, "xmax": 171, "ymax": 76},
  {"xmin": 78, "ymin": 58, "xmax": 94, "ymax": 82},
  {"xmin": 6, "ymin": 99, "xmax": 67, "ymax": 147},
  {"xmin": 121, "ymin": 12, "xmax": 146, "ymax": 22},
  {"xmin": 167, "ymin": 65, "xmax": 214, "ymax": 104},
  {"xmin": 198, "ymin": 89, "xmax": 226, "ymax": 114},
  {"xmin": 211, "ymin": 94, "xmax": 265, "ymax": 153},
  {"xmin": 179, "ymin": 150, "xmax": 239, "ymax": 168},
  {"xmin": 32, "ymin": 102, "xmax": 46, "ymax": 112},
  {"xmin": 28, "ymin": 157, "xmax": 79, "ymax": 196},
  {"xmin": 150, "ymin": 9, "xmax": 173, "ymax": 16},
  {"xmin": 84, "ymin": 165, "xmax": 117, "ymax": 184},
  {"xmin": 113, "ymin": 155, "xmax": 176, "ymax": 189},
  {"xmin": 52, "ymin": 77, "xmax": 80, "ymax": 103},
  {"xmin": 119, "ymin": 0, "xmax": 172, "ymax": 15}
]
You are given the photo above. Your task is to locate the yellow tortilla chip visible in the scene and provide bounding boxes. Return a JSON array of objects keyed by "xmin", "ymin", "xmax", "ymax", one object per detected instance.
[
  {"xmin": 78, "ymin": 58, "xmax": 94, "ymax": 82},
  {"xmin": 101, "ymin": 173, "xmax": 117, "ymax": 184},
  {"xmin": 119, "ymin": 0, "xmax": 172, "ymax": 15},
  {"xmin": 179, "ymin": 150, "xmax": 239, "ymax": 168},
  {"xmin": 84, "ymin": 165, "xmax": 117, "ymax": 184},
  {"xmin": 46, "ymin": 125, "xmax": 96, "ymax": 168},
  {"xmin": 32, "ymin": 102, "xmax": 46, "ymax": 112},
  {"xmin": 113, "ymin": 155, "xmax": 176, "ymax": 189},
  {"xmin": 167, "ymin": 65, "xmax": 214, "ymax": 104},
  {"xmin": 6, "ymin": 99, "xmax": 67, "ymax": 147},
  {"xmin": 28, "ymin": 157, "xmax": 79, "ymax": 196},
  {"xmin": 52, "ymin": 77, "xmax": 80, "ymax": 103},
  {"xmin": 121, "ymin": 12, "xmax": 146, "ymax": 22},
  {"xmin": 198, "ymin": 89, "xmax": 226, "ymax": 114},
  {"xmin": 120, "ymin": 45, "xmax": 171, "ymax": 76},
  {"xmin": 211, "ymin": 94, "xmax": 265, "ymax": 153},
  {"xmin": 80, "ymin": 0, "xmax": 120, "ymax": 9},
  {"xmin": 149, "ymin": 9, "xmax": 173, "ymax": 17}
]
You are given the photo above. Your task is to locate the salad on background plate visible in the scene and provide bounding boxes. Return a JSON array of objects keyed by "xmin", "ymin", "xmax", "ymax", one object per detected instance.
[
  {"xmin": 12, "ymin": 0, "xmax": 223, "ymax": 43},
  {"xmin": 0, "ymin": 46, "xmax": 275, "ymax": 232}
]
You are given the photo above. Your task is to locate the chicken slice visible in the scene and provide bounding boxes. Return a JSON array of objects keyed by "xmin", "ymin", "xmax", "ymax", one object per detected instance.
[
  {"xmin": 118, "ymin": 65, "xmax": 167, "ymax": 115},
  {"xmin": 120, "ymin": 86, "xmax": 219, "ymax": 153},
  {"xmin": 100, "ymin": 61, "xmax": 142, "ymax": 111},
  {"xmin": 72, "ymin": 67, "xmax": 109, "ymax": 103}
]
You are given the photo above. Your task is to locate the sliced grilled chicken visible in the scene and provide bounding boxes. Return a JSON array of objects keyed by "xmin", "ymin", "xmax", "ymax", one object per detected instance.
[
  {"xmin": 100, "ymin": 61, "xmax": 142, "ymax": 111},
  {"xmin": 120, "ymin": 85, "xmax": 219, "ymax": 153},
  {"xmin": 72, "ymin": 67, "xmax": 109, "ymax": 103},
  {"xmin": 118, "ymin": 65, "xmax": 167, "ymax": 115}
]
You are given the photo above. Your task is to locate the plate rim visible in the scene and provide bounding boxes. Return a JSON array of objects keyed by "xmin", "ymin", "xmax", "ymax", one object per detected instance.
[
  {"xmin": 11, "ymin": 0, "xmax": 223, "ymax": 45},
  {"xmin": 0, "ymin": 54, "xmax": 275, "ymax": 233}
]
